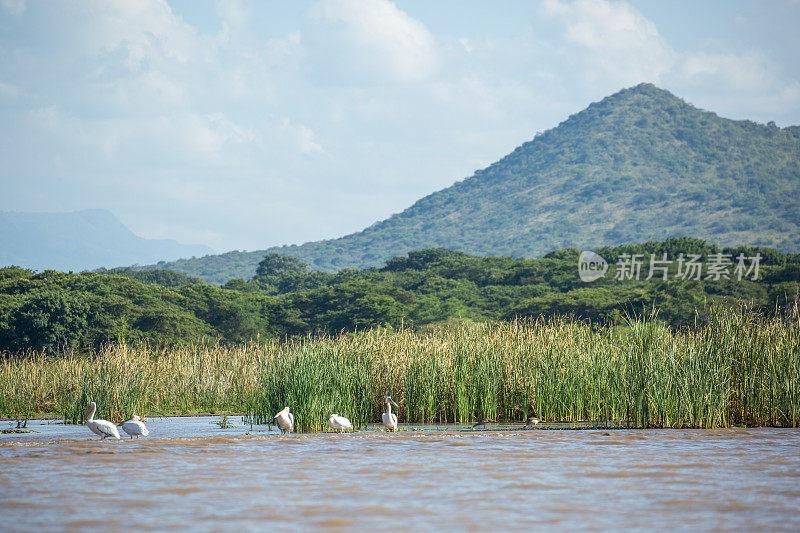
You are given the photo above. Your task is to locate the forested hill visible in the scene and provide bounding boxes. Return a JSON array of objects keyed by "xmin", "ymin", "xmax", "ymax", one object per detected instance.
[{"xmin": 144, "ymin": 83, "xmax": 800, "ymax": 283}]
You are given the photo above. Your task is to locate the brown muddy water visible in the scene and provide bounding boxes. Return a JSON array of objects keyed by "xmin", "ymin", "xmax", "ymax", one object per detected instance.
[{"xmin": 1, "ymin": 418, "xmax": 799, "ymax": 531}]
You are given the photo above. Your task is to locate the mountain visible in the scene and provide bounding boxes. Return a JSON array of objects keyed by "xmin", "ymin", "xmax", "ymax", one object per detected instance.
[
  {"xmin": 0, "ymin": 209, "xmax": 213, "ymax": 272},
  {"xmin": 144, "ymin": 83, "xmax": 800, "ymax": 283}
]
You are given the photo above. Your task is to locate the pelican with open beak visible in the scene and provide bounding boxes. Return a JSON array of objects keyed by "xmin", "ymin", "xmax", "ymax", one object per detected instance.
[{"xmin": 382, "ymin": 396, "xmax": 400, "ymax": 431}]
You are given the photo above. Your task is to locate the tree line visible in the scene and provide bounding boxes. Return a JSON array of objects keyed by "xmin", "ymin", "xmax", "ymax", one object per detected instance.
[{"xmin": 1, "ymin": 237, "xmax": 798, "ymax": 354}]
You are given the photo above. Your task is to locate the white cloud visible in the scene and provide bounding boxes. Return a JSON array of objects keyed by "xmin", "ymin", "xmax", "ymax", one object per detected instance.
[
  {"xmin": 538, "ymin": 0, "xmax": 800, "ymax": 120},
  {"xmin": 0, "ymin": 81, "xmax": 21, "ymax": 100},
  {"xmin": 176, "ymin": 113, "xmax": 253, "ymax": 158},
  {"xmin": 46, "ymin": 1, "xmax": 215, "ymax": 117},
  {"xmin": 3, "ymin": 0, "xmax": 800, "ymax": 253},
  {"xmin": 678, "ymin": 50, "xmax": 800, "ymax": 115},
  {"xmin": 682, "ymin": 51, "xmax": 785, "ymax": 93},
  {"xmin": 281, "ymin": 118, "xmax": 326, "ymax": 155},
  {"xmin": 266, "ymin": 31, "xmax": 304, "ymax": 66},
  {"xmin": 214, "ymin": 0, "xmax": 250, "ymax": 43},
  {"xmin": 27, "ymin": 105, "xmax": 62, "ymax": 132},
  {"xmin": 84, "ymin": 0, "xmax": 205, "ymax": 65},
  {"xmin": 430, "ymin": 75, "xmax": 519, "ymax": 122},
  {"xmin": 309, "ymin": 0, "xmax": 437, "ymax": 83},
  {"xmin": 540, "ymin": 0, "xmax": 675, "ymax": 85},
  {"xmin": 1, "ymin": 0, "xmax": 25, "ymax": 17}
]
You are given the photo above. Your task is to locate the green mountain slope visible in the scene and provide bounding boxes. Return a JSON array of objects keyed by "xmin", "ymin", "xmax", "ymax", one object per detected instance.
[{"xmin": 148, "ymin": 84, "xmax": 800, "ymax": 283}]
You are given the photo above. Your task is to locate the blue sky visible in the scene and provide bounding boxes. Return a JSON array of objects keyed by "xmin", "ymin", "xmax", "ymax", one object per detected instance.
[{"xmin": 1, "ymin": 0, "xmax": 799, "ymax": 252}]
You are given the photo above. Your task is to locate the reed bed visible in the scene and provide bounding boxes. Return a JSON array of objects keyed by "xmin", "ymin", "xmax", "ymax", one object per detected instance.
[{"xmin": 1, "ymin": 307, "xmax": 798, "ymax": 431}]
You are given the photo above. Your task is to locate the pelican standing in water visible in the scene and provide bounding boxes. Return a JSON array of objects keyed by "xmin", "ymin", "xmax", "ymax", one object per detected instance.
[
  {"xmin": 382, "ymin": 396, "xmax": 399, "ymax": 431},
  {"xmin": 328, "ymin": 414, "xmax": 353, "ymax": 432},
  {"xmin": 120, "ymin": 415, "xmax": 149, "ymax": 439},
  {"xmin": 274, "ymin": 407, "xmax": 294, "ymax": 434},
  {"xmin": 85, "ymin": 401, "xmax": 120, "ymax": 440}
]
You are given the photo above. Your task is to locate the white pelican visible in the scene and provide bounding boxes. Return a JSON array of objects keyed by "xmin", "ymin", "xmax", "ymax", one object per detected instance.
[
  {"xmin": 328, "ymin": 414, "xmax": 353, "ymax": 432},
  {"xmin": 382, "ymin": 396, "xmax": 399, "ymax": 431},
  {"xmin": 274, "ymin": 407, "xmax": 294, "ymax": 434},
  {"xmin": 120, "ymin": 415, "xmax": 149, "ymax": 439},
  {"xmin": 85, "ymin": 401, "xmax": 120, "ymax": 440}
]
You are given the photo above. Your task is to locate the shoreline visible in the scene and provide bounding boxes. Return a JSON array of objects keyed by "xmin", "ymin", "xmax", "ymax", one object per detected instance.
[{"xmin": 0, "ymin": 414, "xmax": 788, "ymax": 430}]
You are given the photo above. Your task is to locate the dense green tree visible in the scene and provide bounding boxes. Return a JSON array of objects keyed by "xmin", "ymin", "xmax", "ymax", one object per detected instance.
[
  {"xmin": 1, "ymin": 238, "xmax": 798, "ymax": 354},
  {"xmin": 8, "ymin": 290, "xmax": 90, "ymax": 353},
  {"xmin": 98, "ymin": 267, "xmax": 201, "ymax": 287},
  {"xmin": 255, "ymin": 253, "xmax": 307, "ymax": 278}
]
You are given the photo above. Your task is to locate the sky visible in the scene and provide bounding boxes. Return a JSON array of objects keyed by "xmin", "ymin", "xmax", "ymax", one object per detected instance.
[{"xmin": 1, "ymin": 0, "xmax": 799, "ymax": 252}]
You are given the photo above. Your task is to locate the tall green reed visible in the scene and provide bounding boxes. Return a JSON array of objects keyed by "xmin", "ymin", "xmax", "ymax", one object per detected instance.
[{"xmin": 1, "ymin": 306, "xmax": 797, "ymax": 429}]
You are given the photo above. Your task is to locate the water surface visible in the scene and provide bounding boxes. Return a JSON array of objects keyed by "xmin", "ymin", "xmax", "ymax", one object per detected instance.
[{"xmin": 1, "ymin": 418, "xmax": 799, "ymax": 531}]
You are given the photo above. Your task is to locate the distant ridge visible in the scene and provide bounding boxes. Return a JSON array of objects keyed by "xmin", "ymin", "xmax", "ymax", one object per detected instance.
[
  {"xmin": 0, "ymin": 209, "xmax": 212, "ymax": 271},
  {"xmin": 142, "ymin": 83, "xmax": 800, "ymax": 283}
]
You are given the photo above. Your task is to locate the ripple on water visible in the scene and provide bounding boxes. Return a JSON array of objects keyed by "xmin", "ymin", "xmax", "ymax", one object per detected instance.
[
  {"xmin": 573, "ymin": 470, "xmax": 673, "ymax": 479},
  {"xmin": 502, "ymin": 481, "xmax": 560, "ymax": 490},
  {"xmin": 1, "ymin": 500, "xmax": 49, "ymax": 509},
  {"xmin": 587, "ymin": 439, "xmax": 629, "ymax": 445},
  {"xmin": 314, "ymin": 518, "xmax": 356, "ymax": 527},
  {"xmin": 158, "ymin": 486, "xmax": 205, "ymax": 495},
  {"xmin": 1, "ymin": 422, "xmax": 799, "ymax": 532},
  {"xmin": 64, "ymin": 519, "xmax": 120, "ymax": 529}
]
